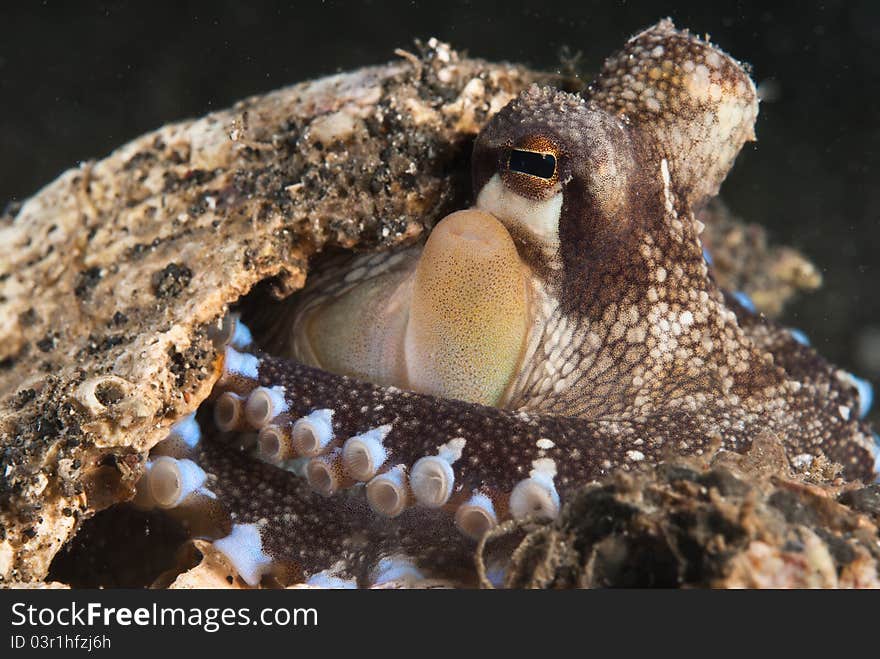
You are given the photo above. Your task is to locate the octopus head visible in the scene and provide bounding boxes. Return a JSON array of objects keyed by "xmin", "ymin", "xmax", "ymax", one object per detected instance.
[
  {"xmin": 288, "ymin": 85, "xmax": 690, "ymax": 411},
  {"xmin": 472, "ymin": 85, "xmax": 651, "ymax": 281}
]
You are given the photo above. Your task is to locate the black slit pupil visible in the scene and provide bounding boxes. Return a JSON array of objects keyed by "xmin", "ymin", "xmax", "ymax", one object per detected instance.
[{"xmin": 509, "ymin": 150, "xmax": 556, "ymax": 179}]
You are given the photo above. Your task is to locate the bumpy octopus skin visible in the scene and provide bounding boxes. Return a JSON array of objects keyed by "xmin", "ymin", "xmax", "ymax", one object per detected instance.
[{"xmin": 136, "ymin": 20, "xmax": 877, "ymax": 587}]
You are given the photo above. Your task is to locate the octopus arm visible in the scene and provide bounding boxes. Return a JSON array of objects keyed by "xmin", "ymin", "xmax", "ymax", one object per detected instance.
[
  {"xmin": 220, "ymin": 352, "xmax": 720, "ymax": 488},
  {"xmin": 160, "ymin": 348, "xmax": 866, "ymax": 583},
  {"xmin": 140, "ymin": 326, "xmax": 877, "ymax": 587},
  {"xmin": 238, "ymin": 349, "xmax": 877, "ymax": 486},
  {"xmin": 195, "ymin": 437, "xmax": 476, "ymax": 586}
]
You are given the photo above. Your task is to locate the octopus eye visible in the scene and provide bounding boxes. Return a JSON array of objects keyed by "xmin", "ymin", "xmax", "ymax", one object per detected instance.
[{"xmin": 508, "ymin": 149, "xmax": 557, "ymax": 180}]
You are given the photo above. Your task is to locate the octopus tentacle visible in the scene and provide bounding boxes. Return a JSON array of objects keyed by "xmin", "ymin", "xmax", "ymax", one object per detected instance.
[
  {"xmin": 144, "ymin": 414, "xmax": 478, "ymax": 586},
  {"xmin": 139, "ymin": 332, "xmax": 876, "ymax": 586},
  {"xmin": 229, "ymin": 347, "xmax": 876, "ymax": 482}
]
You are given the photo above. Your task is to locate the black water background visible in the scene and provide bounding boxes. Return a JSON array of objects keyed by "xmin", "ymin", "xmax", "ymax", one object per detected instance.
[{"xmin": 1, "ymin": 1, "xmax": 877, "ymax": 419}]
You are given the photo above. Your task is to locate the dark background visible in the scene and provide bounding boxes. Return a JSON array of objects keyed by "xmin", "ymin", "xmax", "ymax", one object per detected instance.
[{"xmin": 2, "ymin": 1, "xmax": 878, "ymax": 405}]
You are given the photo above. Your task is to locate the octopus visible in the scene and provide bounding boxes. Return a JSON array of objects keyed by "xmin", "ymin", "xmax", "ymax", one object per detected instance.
[{"xmin": 119, "ymin": 20, "xmax": 878, "ymax": 588}]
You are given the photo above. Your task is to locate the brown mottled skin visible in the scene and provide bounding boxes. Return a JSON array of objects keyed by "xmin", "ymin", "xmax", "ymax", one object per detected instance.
[{"xmin": 151, "ymin": 21, "xmax": 876, "ymax": 584}]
